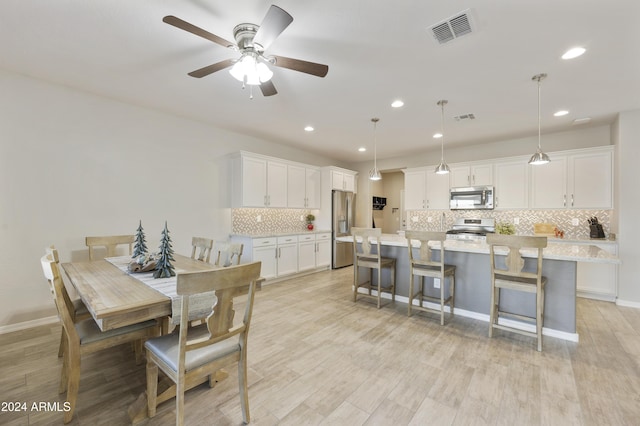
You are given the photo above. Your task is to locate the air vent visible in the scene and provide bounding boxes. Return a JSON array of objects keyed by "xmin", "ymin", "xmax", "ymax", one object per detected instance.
[
  {"xmin": 430, "ymin": 9, "xmax": 476, "ymax": 44},
  {"xmin": 454, "ymin": 114, "xmax": 476, "ymax": 121}
]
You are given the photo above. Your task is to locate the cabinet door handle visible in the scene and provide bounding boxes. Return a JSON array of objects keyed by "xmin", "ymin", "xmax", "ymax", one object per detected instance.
[
  {"xmin": 571, "ymin": 194, "xmax": 574, "ymax": 207},
  {"xmin": 495, "ymin": 196, "xmax": 498, "ymax": 208},
  {"xmin": 563, "ymin": 194, "xmax": 566, "ymax": 207}
]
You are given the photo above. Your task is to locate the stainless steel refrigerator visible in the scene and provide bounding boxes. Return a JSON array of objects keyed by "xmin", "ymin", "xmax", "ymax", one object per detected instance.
[{"xmin": 332, "ymin": 190, "xmax": 355, "ymax": 268}]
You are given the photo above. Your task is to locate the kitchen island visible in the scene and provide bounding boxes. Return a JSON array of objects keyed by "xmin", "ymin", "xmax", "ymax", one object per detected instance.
[{"xmin": 337, "ymin": 234, "xmax": 620, "ymax": 341}]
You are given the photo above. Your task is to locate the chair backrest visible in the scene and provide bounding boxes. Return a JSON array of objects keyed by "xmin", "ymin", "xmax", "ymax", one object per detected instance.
[
  {"xmin": 486, "ymin": 234, "xmax": 547, "ymax": 280},
  {"xmin": 191, "ymin": 237, "xmax": 214, "ymax": 263},
  {"xmin": 41, "ymin": 247, "xmax": 80, "ymax": 345},
  {"xmin": 86, "ymin": 235, "xmax": 134, "ymax": 260},
  {"xmin": 214, "ymin": 242, "xmax": 244, "ymax": 267},
  {"xmin": 405, "ymin": 231, "xmax": 447, "ymax": 271},
  {"xmin": 175, "ymin": 262, "xmax": 262, "ymax": 371},
  {"xmin": 352, "ymin": 227, "xmax": 382, "ymax": 261}
]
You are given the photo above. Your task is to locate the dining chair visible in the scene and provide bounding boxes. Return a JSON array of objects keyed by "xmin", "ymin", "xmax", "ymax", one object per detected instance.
[
  {"xmin": 487, "ymin": 233, "xmax": 548, "ymax": 351},
  {"xmin": 351, "ymin": 227, "xmax": 396, "ymax": 308},
  {"xmin": 45, "ymin": 246, "xmax": 93, "ymax": 358},
  {"xmin": 191, "ymin": 236, "xmax": 214, "ymax": 263},
  {"xmin": 145, "ymin": 261, "xmax": 262, "ymax": 426},
  {"xmin": 85, "ymin": 235, "xmax": 135, "ymax": 260},
  {"xmin": 214, "ymin": 241, "xmax": 244, "ymax": 267},
  {"xmin": 41, "ymin": 247, "xmax": 160, "ymax": 424},
  {"xmin": 405, "ymin": 231, "xmax": 456, "ymax": 325}
]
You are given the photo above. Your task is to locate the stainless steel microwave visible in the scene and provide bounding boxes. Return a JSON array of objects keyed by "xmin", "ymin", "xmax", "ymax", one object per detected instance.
[{"xmin": 450, "ymin": 186, "xmax": 494, "ymax": 210}]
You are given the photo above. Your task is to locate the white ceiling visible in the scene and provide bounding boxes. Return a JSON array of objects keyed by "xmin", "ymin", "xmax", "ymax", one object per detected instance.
[{"xmin": 2, "ymin": 1, "xmax": 639, "ymax": 163}]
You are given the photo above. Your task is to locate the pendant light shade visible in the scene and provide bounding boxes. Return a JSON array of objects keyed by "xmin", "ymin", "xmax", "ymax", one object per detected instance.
[
  {"xmin": 435, "ymin": 100, "xmax": 450, "ymax": 174},
  {"xmin": 529, "ymin": 73, "xmax": 550, "ymax": 165},
  {"xmin": 369, "ymin": 118, "xmax": 382, "ymax": 181}
]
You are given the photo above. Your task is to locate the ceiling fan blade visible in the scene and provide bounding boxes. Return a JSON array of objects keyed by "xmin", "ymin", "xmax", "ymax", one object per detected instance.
[
  {"xmin": 253, "ymin": 5, "xmax": 293, "ymax": 50},
  {"xmin": 260, "ymin": 80, "xmax": 278, "ymax": 96},
  {"xmin": 271, "ymin": 55, "xmax": 329, "ymax": 77},
  {"xmin": 188, "ymin": 59, "xmax": 236, "ymax": 78},
  {"xmin": 163, "ymin": 15, "xmax": 235, "ymax": 49}
]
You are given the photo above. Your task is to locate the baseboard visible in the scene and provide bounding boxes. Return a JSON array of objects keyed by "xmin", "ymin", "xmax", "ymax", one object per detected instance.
[
  {"xmin": 0, "ymin": 315, "xmax": 59, "ymax": 335},
  {"xmin": 616, "ymin": 298, "xmax": 640, "ymax": 309},
  {"xmin": 356, "ymin": 288, "xmax": 580, "ymax": 342},
  {"xmin": 262, "ymin": 266, "xmax": 331, "ymax": 285},
  {"xmin": 577, "ymin": 290, "xmax": 616, "ymax": 302}
]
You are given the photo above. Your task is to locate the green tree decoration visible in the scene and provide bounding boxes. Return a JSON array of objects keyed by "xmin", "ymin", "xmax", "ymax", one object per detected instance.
[
  {"xmin": 153, "ymin": 221, "xmax": 176, "ymax": 279},
  {"xmin": 132, "ymin": 220, "xmax": 148, "ymax": 258}
]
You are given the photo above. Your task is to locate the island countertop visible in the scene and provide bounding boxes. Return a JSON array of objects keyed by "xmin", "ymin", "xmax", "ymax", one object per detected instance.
[{"xmin": 336, "ymin": 234, "xmax": 620, "ymax": 264}]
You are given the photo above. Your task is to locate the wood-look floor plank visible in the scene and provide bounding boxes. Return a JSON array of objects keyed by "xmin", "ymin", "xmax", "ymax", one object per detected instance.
[{"xmin": 1, "ymin": 267, "xmax": 639, "ymax": 425}]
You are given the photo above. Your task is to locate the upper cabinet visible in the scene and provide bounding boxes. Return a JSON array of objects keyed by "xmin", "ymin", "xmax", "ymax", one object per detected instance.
[
  {"xmin": 530, "ymin": 147, "xmax": 613, "ymax": 209},
  {"xmin": 287, "ymin": 165, "xmax": 321, "ymax": 209},
  {"xmin": 450, "ymin": 164, "xmax": 493, "ymax": 187},
  {"xmin": 231, "ymin": 152, "xmax": 322, "ymax": 209},
  {"xmin": 403, "ymin": 168, "xmax": 449, "ymax": 210},
  {"xmin": 331, "ymin": 169, "xmax": 357, "ymax": 192},
  {"xmin": 494, "ymin": 158, "xmax": 529, "ymax": 209}
]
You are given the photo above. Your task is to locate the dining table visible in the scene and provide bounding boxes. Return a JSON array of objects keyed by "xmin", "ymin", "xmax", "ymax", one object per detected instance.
[{"xmin": 62, "ymin": 254, "xmax": 223, "ymax": 333}]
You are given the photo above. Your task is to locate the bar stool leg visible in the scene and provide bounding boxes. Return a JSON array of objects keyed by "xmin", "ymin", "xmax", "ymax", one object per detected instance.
[{"xmin": 408, "ymin": 271, "xmax": 414, "ymax": 317}]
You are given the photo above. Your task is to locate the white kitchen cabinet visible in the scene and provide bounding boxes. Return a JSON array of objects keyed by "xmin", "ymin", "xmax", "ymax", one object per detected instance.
[
  {"xmin": 576, "ymin": 242, "xmax": 618, "ymax": 301},
  {"xmin": 331, "ymin": 170, "xmax": 356, "ymax": 192},
  {"xmin": 232, "ymin": 153, "xmax": 287, "ymax": 208},
  {"xmin": 286, "ymin": 166, "xmax": 320, "ymax": 209},
  {"xmin": 250, "ymin": 237, "xmax": 277, "ymax": 280},
  {"xmin": 426, "ymin": 171, "xmax": 450, "ymax": 209},
  {"xmin": 494, "ymin": 159, "xmax": 529, "ymax": 209},
  {"xmin": 315, "ymin": 233, "xmax": 331, "ymax": 268},
  {"xmin": 298, "ymin": 234, "xmax": 317, "ymax": 272},
  {"xmin": 276, "ymin": 235, "xmax": 298, "ymax": 276},
  {"xmin": 403, "ymin": 169, "xmax": 427, "ymax": 210},
  {"xmin": 403, "ymin": 168, "xmax": 449, "ymax": 210},
  {"xmin": 568, "ymin": 150, "xmax": 613, "ymax": 209},
  {"xmin": 450, "ymin": 164, "xmax": 493, "ymax": 187},
  {"xmin": 530, "ymin": 147, "xmax": 613, "ymax": 209}
]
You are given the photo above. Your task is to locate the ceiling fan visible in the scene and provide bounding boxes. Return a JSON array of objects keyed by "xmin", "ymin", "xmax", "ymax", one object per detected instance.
[{"xmin": 163, "ymin": 5, "xmax": 329, "ymax": 97}]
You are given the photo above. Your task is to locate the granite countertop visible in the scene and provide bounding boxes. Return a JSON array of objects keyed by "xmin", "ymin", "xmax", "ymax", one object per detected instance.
[
  {"xmin": 231, "ymin": 229, "xmax": 331, "ymax": 238},
  {"xmin": 337, "ymin": 234, "xmax": 621, "ymax": 264}
]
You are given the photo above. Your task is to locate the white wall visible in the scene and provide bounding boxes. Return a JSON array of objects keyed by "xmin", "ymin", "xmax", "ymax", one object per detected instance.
[
  {"xmin": 616, "ymin": 109, "xmax": 640, "ymax": 306},
  {"xmin": 0, "ymin": 70, "xmax": 338, "ymax": 328}
]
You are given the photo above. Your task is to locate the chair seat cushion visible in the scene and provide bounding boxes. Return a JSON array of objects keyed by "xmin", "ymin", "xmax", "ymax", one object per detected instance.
[
  {"xmin": 75, "ymin": 318, "xmax": 157, "ymax": 345},
  {"xmin": 145, "ymin": 324, "xmax": 240, "ymax": 372},
  {"xmin": 412, "ymin": 263, "xmax": 455, "ymax": 275}
]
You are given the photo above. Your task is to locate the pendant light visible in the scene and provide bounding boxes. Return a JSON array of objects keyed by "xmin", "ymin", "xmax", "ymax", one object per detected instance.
[
  {"xmin": 434, "ymin": 100, "xmax": 450, "ymax": 174},
  {"xmin": 369, "ymin": 118, "xmax": 382, "ymax": 181},
  {"xmin": 529, "ymin": 73, "xmax": 550, "ymax": 165}
]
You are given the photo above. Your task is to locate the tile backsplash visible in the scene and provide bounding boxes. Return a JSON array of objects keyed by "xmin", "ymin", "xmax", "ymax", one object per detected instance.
[
  {"xmin": 406, "ymin": 209, "xmax": 613, "ymax": 240},
  {"xmin": 232, "ymin": 208, "xmax": 316, "ymax": 234}
]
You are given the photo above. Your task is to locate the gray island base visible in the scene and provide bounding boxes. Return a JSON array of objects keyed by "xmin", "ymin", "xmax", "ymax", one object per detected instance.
[{"xmin": 342, "ymin": 234, "xmax": 620, "ymax": 342}]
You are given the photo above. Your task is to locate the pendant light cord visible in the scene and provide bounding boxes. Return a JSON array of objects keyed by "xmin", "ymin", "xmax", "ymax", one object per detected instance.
[
  {"xmin": 440, "ymin": 101, "xmax": 446, "ymax": 162},
  {"xmin": 537, "ymin": 76, "xmax": 541, "ymax": 150},
  {"xmin": 372, "ymin": 117, "xmax": 379, "ymax": 169}
]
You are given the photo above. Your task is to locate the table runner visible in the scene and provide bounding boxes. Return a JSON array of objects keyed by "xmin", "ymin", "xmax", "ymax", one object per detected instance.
[{"xmin": 105, "ymin": 256, "xmax": 216, "ymax": 325}]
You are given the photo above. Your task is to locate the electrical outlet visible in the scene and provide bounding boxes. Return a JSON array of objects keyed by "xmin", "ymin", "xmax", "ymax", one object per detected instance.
[
  {"xmin": 513, "ymin": 217, "xmax": 520, "ymax": 225},
  {"xmin": 433, "ymin": 278, "xmax": 441, "ymax": 289},
  {"xmin": 300, "ymin": 215, "xmax": 304, "ymax": 221},
  {"xmin": 427, "ymin": 216, "xmax": 433, "ymax": 223},
  {"xmin": 411, "ymin": 216, "xmax": 419, "ymax": 223},
  {"xmin": 256, "ymin": 215, "xmax": 262, "ymax": 222},
  {"xmin": 572, "ymin": 218, "xmax": 579, "ymax": 226}
]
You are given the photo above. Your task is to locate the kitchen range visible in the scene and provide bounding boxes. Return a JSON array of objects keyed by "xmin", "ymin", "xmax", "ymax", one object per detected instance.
[{"xmin": 445, "ymin": 217, "xmax": 495, "ymax": 241}]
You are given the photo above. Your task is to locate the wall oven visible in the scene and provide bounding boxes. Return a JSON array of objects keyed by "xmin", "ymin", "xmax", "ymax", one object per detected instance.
[{"xmin": 450, "ymin": 186, "xmax": 494, "ymax": 210}]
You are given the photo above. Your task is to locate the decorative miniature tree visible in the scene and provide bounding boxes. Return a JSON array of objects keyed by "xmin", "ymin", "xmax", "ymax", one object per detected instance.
[
  {"xmin": 153, "ymin": 221, "xmax": 176, "ymax": 278},
  {"xmin": 132, "ymin": 220, "xmax": 148, "ymax": 258}
]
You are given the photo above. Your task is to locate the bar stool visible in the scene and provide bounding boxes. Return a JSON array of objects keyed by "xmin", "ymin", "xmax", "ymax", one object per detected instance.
[
  {"xmin": 487, "ymin": 234, "xmax": 547, "ymax": 351},
  {"xmin": 406, "ymin": 231, "xmax": 455, "ymax": 325},
  {"xmin": 352, "ymin": 227, "xmax": 396, "ymax": 308}
]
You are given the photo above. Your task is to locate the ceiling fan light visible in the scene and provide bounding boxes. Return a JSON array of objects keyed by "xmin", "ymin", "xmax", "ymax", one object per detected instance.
[
  {"xmin": 256, "ymin": 62, "xmax": 273, "ymax": 82},
  {"xmin": 229, "ymin": 61, "xmax": 245, "ymax": 82}
]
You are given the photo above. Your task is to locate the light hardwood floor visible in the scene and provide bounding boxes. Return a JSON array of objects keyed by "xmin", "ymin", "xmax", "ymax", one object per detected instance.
[{"xmin": 1, "ymin": 267, "xmax": 639, "ymax": 425}]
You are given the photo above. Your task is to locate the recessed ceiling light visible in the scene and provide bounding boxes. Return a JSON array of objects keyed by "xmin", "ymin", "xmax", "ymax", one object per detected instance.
[
  {"xmin": 391, "ymin": 100, "xmax": 404, "ymax": 108},
  {"xmin": 358, "ymin": 147, "xmax": 366, "ymax": 152},
  {"xmin": 304, "ymin": 126, "xmax": 314, "ymax": 132},
  {"xmin": 562, "ymin": 47, "xmax": 586, "ymax": 60},
  {"xmin": 554, "ymin": 110, "xmax": 569, "ymax": 117},
  {"xmin": 573, "ymin": 117, "xmax": 592, "ymax": 125},
  {"xmin": 433, "ymin": 133, "xmax": 443, "ymax": 139}
]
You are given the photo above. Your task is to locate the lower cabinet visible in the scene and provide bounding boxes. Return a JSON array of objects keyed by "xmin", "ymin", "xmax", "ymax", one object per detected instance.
[
  {"xmin": 576, "ymin": 242, "xmax": 618, "ymax": 302},
  {"xmin": 231, "ymin": 233, "xmax": 331, "ymax": 281}
]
